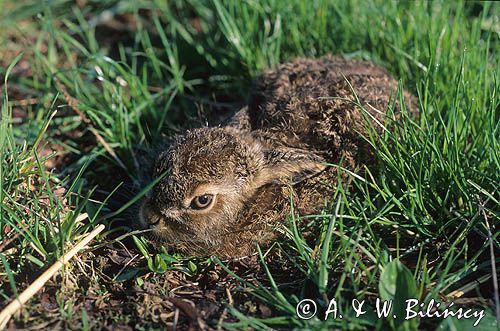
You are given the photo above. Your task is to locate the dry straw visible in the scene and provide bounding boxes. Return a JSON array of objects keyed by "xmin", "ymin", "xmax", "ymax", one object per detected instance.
[{"xmin": 0, "ymin": 222, "xmax": 105, "ymax": 329}]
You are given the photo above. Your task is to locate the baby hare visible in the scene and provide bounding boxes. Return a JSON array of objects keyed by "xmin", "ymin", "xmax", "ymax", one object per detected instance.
[{"xmin": 138, "ymin": 56, "xmax": 415, "ymax": 257}]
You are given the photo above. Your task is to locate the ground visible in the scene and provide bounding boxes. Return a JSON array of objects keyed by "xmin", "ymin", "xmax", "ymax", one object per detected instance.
[{"xmin": 0, "ymin": 1, "xmax": 499, "ymax": 330}]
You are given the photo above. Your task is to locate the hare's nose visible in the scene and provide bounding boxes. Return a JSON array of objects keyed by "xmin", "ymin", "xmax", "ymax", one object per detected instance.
[{"xmin": 141, "ymin": 203, "xmax": 161, "ymax": 226}]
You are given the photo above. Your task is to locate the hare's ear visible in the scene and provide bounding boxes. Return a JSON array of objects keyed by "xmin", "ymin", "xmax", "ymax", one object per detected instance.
[
  {"xmin": 223, "ymin": 106, "xmax": 251, "ymax": 132},
  {"xmin": 255, "ymin": 147, "xmax": 326, "ymax": 187}
]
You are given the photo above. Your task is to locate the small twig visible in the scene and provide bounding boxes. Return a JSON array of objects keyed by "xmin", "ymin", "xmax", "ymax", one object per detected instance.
[
  {"xmin": 113, "ymin": 254, "xmax": 139, "ymax": 281},
  {"xmin": 53, "ymin": 77, "xmax": 89, "ymax": 124},
  {"xmin": 0, "ymin": 224, "xmax": 105, "ymax": 329},
  {"xmin": 169, "ymin": 282, "xmax": 201, "ymax": 294},
  {"xmin": 115, "ymin": 239, "xmax": 134, "ymax": 258},
  {"xmin": 89, "ymin": 127, "xmax": 128, "ymax": 171},
  {"xmin": 217, "ymin": 308, "xmax": 228, "ymax": 331},
  {"xmin": 225, "ymin": 287, "xmax": 234, "ymax": 306},
  {"xmin": 172, "ymin": 308, "xmax": 179, "ymax": 331},
  {"xmin": 0, "ymin": 232, "xmax": 21, "ymax": 253},
  {"xmin": 8, "ymin": 98, "xmax": 39, "ymax": 107}
]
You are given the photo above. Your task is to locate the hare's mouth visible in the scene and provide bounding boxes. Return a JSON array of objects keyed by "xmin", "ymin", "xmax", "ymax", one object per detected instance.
[
  {"xmin": 147, "ymin": 213, "xmax": 162, "ymax": 226},
  {"xmin": 149, "ymin": 225, "xmax": 211, "ymax": 250},
  {"xmin": 138, "ymin": 202, "xmax": 162, "ymax": 228}
]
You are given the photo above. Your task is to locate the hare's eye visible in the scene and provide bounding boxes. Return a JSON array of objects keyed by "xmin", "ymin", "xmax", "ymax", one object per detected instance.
[{"xmin": 190, "ymin": 194, "xmax": 214, "ymax": 210}]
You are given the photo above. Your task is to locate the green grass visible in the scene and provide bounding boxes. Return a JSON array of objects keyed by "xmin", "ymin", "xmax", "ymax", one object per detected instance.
[{"xmin": 0, "ymin": 0, "xmax": 499, "ymax": 330}]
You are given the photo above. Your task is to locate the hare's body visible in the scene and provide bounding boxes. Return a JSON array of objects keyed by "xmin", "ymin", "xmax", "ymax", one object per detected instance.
[{"xmin": 139, "ymin": 56, "xmax": 414, "ymax": 257}]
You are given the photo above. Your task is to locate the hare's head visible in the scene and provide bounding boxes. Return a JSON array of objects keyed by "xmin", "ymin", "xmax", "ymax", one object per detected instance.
[{"xmin": 139, "ymin": 124, "xmax": 325, "ymax": 256}]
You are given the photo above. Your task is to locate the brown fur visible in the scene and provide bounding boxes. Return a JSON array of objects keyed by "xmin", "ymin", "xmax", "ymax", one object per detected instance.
[{"xmin": 138, "ymin": 55, "xmax": 416, "ymax": 257}]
